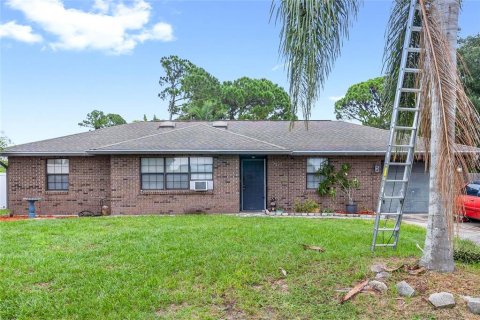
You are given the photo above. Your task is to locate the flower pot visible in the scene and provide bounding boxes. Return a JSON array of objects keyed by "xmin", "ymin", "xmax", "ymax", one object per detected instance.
[
  {"xmin": 345, "ymin": 203, "xmax": 357, "ymax": 214},
  {"xmin": 276, "ymin": 209, "xmax": 284, "ymax": 215}
]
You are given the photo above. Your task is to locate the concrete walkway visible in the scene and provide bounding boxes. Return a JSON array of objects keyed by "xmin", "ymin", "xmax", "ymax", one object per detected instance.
[{"xmin": 403, "ymin": 214, "xmax": 480, "ymax": 244}]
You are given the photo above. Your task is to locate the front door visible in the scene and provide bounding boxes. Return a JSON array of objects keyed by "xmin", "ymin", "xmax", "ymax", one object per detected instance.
[{"xmin": 241, "ymin": 159, "xmax": 265, "ymax": 211}]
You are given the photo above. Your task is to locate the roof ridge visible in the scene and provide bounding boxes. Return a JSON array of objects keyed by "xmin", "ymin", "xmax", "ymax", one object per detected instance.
[
  {"xmin": 199, "ymin": 123, "xmax": 287, "ymax": 150},
  {"xmin": 90, "ymin": 123, "xmax": 203, "ymax": 150},
  {"xmin": 3, "ymin": 121, "xmax": 150, "ymax": 151},
  {"xmin": 336, "ymin": 120, "xmax": 389, "ymax": 132}
]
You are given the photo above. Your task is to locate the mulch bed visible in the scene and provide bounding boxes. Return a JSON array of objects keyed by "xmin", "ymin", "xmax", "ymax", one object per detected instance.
[{"xmin": 355, "ymin": 257, "xmax": 480, "ymax": 320}]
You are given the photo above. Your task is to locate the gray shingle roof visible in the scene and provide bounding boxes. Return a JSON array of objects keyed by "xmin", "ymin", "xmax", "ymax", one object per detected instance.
[{"xmin": 3, "ymin": 120, "xmax": 394, "ymax": 156}]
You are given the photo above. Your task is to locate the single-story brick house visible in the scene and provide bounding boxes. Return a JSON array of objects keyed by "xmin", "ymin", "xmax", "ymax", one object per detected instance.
[{"xmin": 3, "ymin": 120, "xmax": 429, "ymax": 215}]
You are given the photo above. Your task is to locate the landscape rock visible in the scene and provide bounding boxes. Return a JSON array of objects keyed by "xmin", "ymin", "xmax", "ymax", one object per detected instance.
[
  {"xmin": 370, "ymin": 263, "xmax": 386, "ymax": 273},
  {"xmin": 428, "ymin": 292, "xmax": 456, "ymax": 309},
  {"xmin": 465, "ymin": 297, "xmax": 480, "ymax": 315},
  {"xmin": 368, "ymin": 280, "xmax": 388, "ymax": 293},
  {"xmin": 375, "ymin": 271, "xmax": 391, "ymax": 280},
  {"xmin": 396, "ymin": 281, "xmax": 415, "ymax": 297}
]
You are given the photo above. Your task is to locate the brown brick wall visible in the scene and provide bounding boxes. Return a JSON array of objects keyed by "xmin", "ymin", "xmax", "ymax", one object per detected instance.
[
  {"xmin": 110, "ymin": 155, "xmax": 240, "ymax": 214},
  {"xmin": 7, "ymin": 156, "xmax": 111, "ymax": 215},
  {"xmin": 7, "ymin": 154, "xmax": 382, "ymax": 215},
  {"xmin": 267, "ymin": 155, "xmax": 383, "ymax": 212}
]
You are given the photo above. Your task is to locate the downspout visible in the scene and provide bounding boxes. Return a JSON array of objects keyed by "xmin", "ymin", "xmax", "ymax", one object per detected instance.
[
  {"xmin": 288, "ymin": 155, "xmax": 291, "ymax": 210},
  {"xmin": 1, "ymin": 161, "xmax": 8, "ymax": 215}
]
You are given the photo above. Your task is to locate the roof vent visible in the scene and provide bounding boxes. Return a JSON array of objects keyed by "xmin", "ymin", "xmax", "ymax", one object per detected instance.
[
  {"xmin": 158, "ymin": 121, "xmax": 176, "ymax": 128},
  {"xmin": 212, "ymin": 121, "xmax": 228, "ymax": 129}
]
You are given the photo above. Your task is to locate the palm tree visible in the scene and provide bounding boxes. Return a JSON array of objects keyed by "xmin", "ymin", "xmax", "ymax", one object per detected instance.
[
  {"xmin": 273, "ymin": 0, "xmax": 480, "ymax": 272},
  {"xmin": 178, "ymin": 100, "xmax": 227, "ymax": 121}
]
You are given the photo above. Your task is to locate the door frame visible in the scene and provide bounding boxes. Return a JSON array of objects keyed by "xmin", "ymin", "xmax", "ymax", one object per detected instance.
[{"xmin": 240, "ymin": 157, "xmax": 266, "ymax": 211}]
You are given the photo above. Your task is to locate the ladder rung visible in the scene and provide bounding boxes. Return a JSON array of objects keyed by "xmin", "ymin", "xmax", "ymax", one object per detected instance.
[
  {"xmin": 411, "ymin": 26, "xmax": 422, "ymax": 32},
  {"xmin": 378, "ymin": 212, "xmax": 402, "ymax": 216},
  {"xmin": 375, "ymin": 243, "xmax": 397, "ymax": 247},
  {"xmin": 388, "ymin": 162, "xmax": 411, "ymax": 166},
  {"xmin": 395, "ymin": 126, "xmax": 417, "ymax": 130},
  {"xmin": 406, "ymin": 47, "xmax": 421, "ymax": 53},
  {"xmin": 404, "ymin": 67, "xmax": 421, "ymax": 73},
  {"xmin": 383, "ymin": 195, "xmax": 404, "ymax": 199},
  {"xmin": 400, "ymin": 88, "xmax": 422, "ymax": 93},
  {"xmin": 377, "ymin": 227, "xmax": 400, "ymax": 232},
  {"xmin": 385, "ymin": 179, "xmax": 408, "ymax": 183},
  {"xmin": 392, "ymin": 144, "xmax": 414, "ymax": 148},
  {"xmin": 398, "ymin": 107, "xmax": 420, "ymax": 112}
]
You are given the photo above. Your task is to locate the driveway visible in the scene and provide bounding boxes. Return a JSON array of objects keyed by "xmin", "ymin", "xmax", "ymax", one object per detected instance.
[{"xmin": 403, "ymin": 214, "xmax": 480, "ymax": 244}]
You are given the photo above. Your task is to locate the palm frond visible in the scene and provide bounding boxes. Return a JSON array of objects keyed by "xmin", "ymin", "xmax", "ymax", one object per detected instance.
[
  {"xmin": 383, "ymin": 0, "xmax": 412, "ymax": 105},
  {"xmin": 418, "ymin": 0, "xmax": 480, "ymax": 236},
  {"xmin": 271, "ymin": 0, "xmax": 360, "ymax": 121}
]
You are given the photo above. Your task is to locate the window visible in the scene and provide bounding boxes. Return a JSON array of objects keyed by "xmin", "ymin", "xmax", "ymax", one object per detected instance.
[
  {"xmin": 466, "ymin": 183, "xmax": 480, "ymax": 196},
  {"xmin": 166, "ymin": 157, "xmax": 189, "ymax": 189},
  {"xmin": 190, "ymin": 157, "xmax": 213, "ymax": 180},
  {"xmin": 141, "ymin": 158, "xmax": 164, "ymax": 190},
  {"xmin": 306, "ymin": 158, "xmax": 327, "ymax": 189},
  {"xmin": 141, "ymin": 157, "xmax": 214, "ymax": 190},
  {"xmin": 46, "ymin": 159, "xmax": 69, "ymax": 190}
]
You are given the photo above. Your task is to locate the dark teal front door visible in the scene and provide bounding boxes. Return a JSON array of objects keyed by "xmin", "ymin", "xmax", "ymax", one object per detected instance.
[{"xmin": 241, "ymin": 159, "xmax": 265, "ymax": 211}]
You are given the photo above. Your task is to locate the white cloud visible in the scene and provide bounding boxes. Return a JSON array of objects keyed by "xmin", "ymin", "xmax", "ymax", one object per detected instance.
[
  {"xmin": 6, "ymin": 0, "xmax": 174, "ymax": 54},
  {"xmin": 135, "ymin": 22, "xmax": 174, "ymax": 42},
  {"xmin": 92, "ymin": 0, "xmax": 111, "ymax": 13},
  {"xmin": 0, "ymin": 21, "xmax": 43, "ymax": 43},
  {"xmin": 271, "ymin": 63, "xmax": 285, "ymax": 72},
  {"xmin": 328, "ymin": 96, "xmax": 344, "ymax": 102}
]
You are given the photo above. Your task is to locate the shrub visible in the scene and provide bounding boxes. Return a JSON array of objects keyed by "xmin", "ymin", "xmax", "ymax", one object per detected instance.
[
  {"xmin": 322, "ymin": 207, "xmax": 335, "ymax": 214},
  {"xmin": 316, "ymin": 163, "xmax": 360, "ymax": 205},
  {"xmin": 454, "ymin": 238, "xmax": 480, "ymax": 264},
  {"xmin": 293, "ymin": 199, "xmax": 319, "ymax": 213}
]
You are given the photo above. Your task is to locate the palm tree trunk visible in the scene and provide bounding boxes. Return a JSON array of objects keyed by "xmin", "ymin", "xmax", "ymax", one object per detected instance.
[{"xmin": 420, "ymin": 0, "xmax": 459, "ymax": 272}]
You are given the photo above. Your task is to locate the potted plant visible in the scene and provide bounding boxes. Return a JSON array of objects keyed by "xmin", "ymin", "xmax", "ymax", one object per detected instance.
[{"xmin": 315, "ymin": 163, "xmax": 360, "ymax": 214}]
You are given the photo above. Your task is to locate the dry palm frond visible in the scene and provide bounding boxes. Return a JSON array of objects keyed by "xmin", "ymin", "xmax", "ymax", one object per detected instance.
[{"xmin": 418, "ymin": 0, "xmax": 480, "ymax": 238}]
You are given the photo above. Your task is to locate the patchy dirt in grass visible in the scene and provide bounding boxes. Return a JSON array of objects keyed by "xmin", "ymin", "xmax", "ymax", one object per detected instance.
[
  {"xmin": 271, "ymin": 278, "xmax": 289, "ymax": 294},
  {"xmin": 33, "ymin": 282, "xmax": 51, "ymax": 288},
  {"xmin": 0, "ymin": 215, "xmax": 78, "ymax": 222},
  {"xmin": 155, "ymin": 302, "xmax": 190, "ymax": 318},
  {"xmin": 252, "ymin": 277, "xmax": 290, "ymax": 295},
  {"xmin": 221, "ymin": 297, "xmax": 247, "ymax": 320},
  {"xmin": 0, "ymin": 216, "xmax": 28, "ymax": 222},
  {"xmin": 353, "ymin": 257, "xmax": 480, "ymax": 320}
]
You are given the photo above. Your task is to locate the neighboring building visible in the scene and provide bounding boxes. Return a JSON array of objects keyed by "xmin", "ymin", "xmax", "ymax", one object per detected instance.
[{"xmin": 2, "ymin": 120, "xmax": 428, "ymax": 215}]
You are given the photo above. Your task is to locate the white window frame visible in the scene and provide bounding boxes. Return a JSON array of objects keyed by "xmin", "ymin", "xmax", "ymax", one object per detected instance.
[
  {"xmin": 306, "ymin": 158, "xmax": 328, "ymax": 189},
  {"xmin": 46, "ymin": 159, "xmax": 69, "ymax": 190}
]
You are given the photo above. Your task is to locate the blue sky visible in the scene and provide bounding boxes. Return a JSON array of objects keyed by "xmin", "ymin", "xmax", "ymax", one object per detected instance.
[{"xmin": 1, "ymin": 0, "xmax": 479, "ymax": 145}]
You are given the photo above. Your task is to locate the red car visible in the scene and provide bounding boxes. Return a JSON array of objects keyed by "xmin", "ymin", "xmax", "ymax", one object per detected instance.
[{"xmin": 458, "ymin": 181, "xmax": 480, "ymax": 221}]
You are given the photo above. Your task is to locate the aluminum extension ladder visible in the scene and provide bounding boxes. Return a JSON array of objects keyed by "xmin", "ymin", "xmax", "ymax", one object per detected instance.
[{"xmin": 371, "ymin": 0, "xmax": 423, "ymax": 250}]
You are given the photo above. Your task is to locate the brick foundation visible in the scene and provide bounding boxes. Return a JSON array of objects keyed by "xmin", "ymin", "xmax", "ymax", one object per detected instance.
[
  {"xmin": 7, "ymin": 156, "xmax": 111, "ymax": 215},
  {"xmin": 7, "ymin": 154, "xmax": 382, "ymax": 215},
  {"xmin": 110, "ymin": 155, "xmax": 240, "ymax": 214},
  {"xmin": 266, "ymin": 155, "xmax": 383, "ymax": 212}
]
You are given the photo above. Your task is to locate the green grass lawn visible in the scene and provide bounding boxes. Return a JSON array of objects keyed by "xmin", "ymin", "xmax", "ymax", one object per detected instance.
[{"xmin": 0, "ymin": 216, "xmax": 429, "ymax": 319}]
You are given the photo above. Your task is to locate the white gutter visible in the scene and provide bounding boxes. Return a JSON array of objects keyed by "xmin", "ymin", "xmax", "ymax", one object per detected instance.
[
  {"xmin": 1, "ymin": 152, "xmax": 91, "ymax": 157},
  {"xmin": 87, "ymin": 149, "xmax": 291, "ymax": 155},
  {"xmin": 291, "ymin": 150, "xmax": 387, "ymax": 156}
]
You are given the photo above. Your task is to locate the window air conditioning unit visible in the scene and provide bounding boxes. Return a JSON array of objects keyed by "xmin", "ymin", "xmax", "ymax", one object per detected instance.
[{"xmin": 190, "ymin": 181, "xmax": 210, "ymax": 191}]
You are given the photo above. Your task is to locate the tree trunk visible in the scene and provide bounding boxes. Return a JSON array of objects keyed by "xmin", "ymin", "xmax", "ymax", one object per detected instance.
[{"xmin": 420, "ymin": 0, "xmax": 459, "ymax": 272}]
